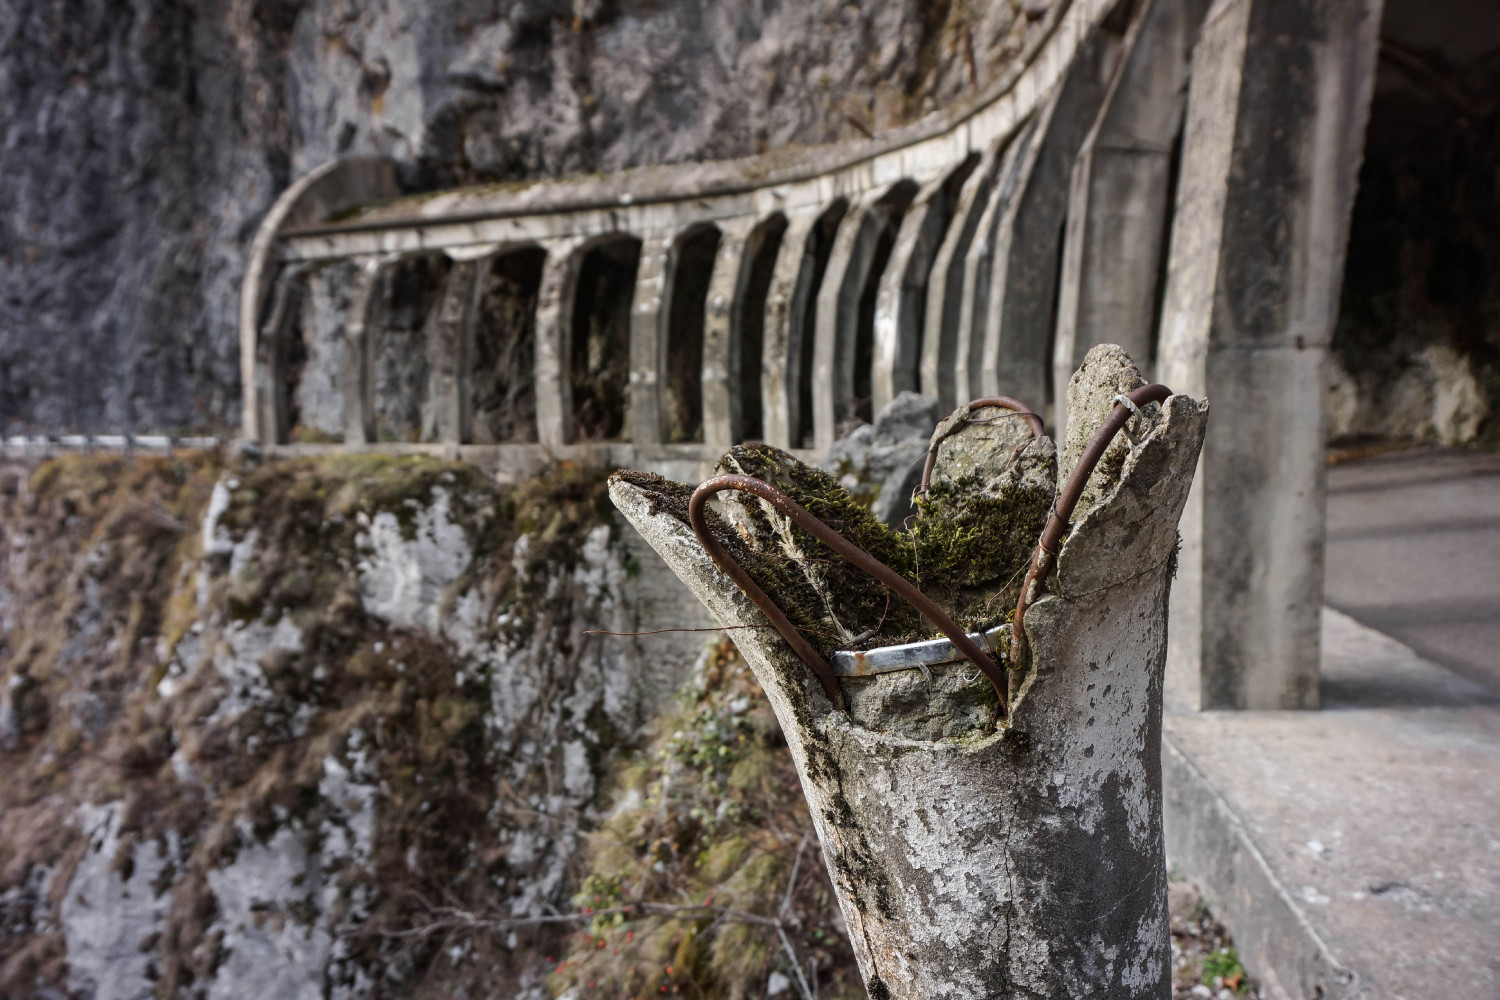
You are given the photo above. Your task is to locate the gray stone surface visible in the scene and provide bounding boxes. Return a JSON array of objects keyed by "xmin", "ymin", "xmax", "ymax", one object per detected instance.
[
  {"xmin": 1324, "ymin": 448, "xmax": 1500, "ymax": 694},
  {"xmin": 1, "ymin": 0, "xmax": 1057, "ymax": 436},
  {"xmin": 821, "ymin": 389, "xmax": 942, "ymax": 525},
  {"xmin": 1164, "ymin": 608, "xmax": 1500, "ymax": 1000}
]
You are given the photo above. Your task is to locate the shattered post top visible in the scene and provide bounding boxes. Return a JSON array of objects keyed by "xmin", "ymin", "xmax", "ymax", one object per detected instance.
[{"xmin": 610, "ymin": 344, "xmax": 1209, "ymax": 743}]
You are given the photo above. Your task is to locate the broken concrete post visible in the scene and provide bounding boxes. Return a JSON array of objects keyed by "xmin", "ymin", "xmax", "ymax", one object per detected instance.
[{"xmin": 611, "ymin": 345, "xmax": 1208, "ymax": 998}]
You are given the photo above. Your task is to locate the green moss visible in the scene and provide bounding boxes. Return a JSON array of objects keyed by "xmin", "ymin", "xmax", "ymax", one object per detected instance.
[
  {"xmin": 647, "ymin": 444, "xmax": 1049, "ymax": 657},
  {"xmin": 908, "ymin": 472, "xmax": 1052, "ymax": 629}
]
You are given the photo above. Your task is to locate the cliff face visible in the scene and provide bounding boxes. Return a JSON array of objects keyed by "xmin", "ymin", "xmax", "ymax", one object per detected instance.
[
  {"xmin": 0, "ymin": 0, "xmax": 1048, "ymax": 436},
  {"xmin": 0, "ymin": 453, "xmax": 708, "ymax": 999}
]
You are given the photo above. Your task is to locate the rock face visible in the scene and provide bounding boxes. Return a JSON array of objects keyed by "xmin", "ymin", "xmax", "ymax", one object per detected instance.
[
  {"xmin": 0, "ymin": 0, "xmax": 1058, "ymax": 437},
  {"xmin": 0, "ymin": 453, "xmax": 708, "ymax": 999},
  {"xmin": 822, "ymin": 390, "xmax": 943, "ymax": 525}
]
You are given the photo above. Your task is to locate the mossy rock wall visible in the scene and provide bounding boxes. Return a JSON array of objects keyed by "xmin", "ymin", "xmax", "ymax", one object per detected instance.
[{"xmin": 0, "ymin": 453, "xmax": 707, "ymax": 1000}]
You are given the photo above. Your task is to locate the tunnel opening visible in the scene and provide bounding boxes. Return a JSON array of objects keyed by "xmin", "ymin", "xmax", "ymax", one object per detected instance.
[
  {"xmin": 570, "ymin": 236, "xmax": 642, "ymax": 442},
  {"xmin": 850, "ymin": 181, "xmax": 920, "ymax": 425},
  {"xmin": 371, "ymin": 253, "xmax": 451, "ymax": 443},
  {"xmin": 1331, "ymin": 0, "xmax": 1500, "ymax": 449},
  {"xmin": 793, "ymin": 200, "xmax": 849, "ymax": 449},
  {"xmin": 471, "ymin": 246, "xmax": 545, "ymax": 444},
  {"xmin": 663, "ymin": 225, "xmax": 721, "ymax": 443},
  {"xmin": 734, "ymin": 214, "xmax": 788, "ymax": 442}
]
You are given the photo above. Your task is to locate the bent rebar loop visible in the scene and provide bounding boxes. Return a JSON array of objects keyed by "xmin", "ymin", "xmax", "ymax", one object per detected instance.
[
  {"xmin": 917, "ymin": 396, "xmax": 1046, "ymax": 500},
  {"xmin": 688, "ymin": 474, "xmax": 1009, "ymax": 713},
  {"xmin": 1008, "ymin": 383, "xmax": 1174, "ymax": 680}
]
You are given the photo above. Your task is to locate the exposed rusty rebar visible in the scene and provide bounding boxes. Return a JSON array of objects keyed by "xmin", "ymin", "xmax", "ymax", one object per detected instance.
[
  {"xmin": 918, "ymin": 396, "xmax": 1045, "ymax": 498},
  {"xmin": 689, "ymin": 474, "xmax": 1009, "ymax": 712},
  {"xmin": 1008, "ymin": 384, "xmax": 1174, "ymax": 691}
]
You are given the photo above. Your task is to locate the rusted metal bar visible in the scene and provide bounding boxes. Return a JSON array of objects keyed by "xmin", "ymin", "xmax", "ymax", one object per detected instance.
[
  {"xmin": 689, "ymin": 474, "xmax": 1009, "ymax": 711},
  {"xmin": 918, "ymin": 395, "xmax": 1044, "ymax": 497},
  {"xmin": 1008, "ymin": 383, "xmax": 1174, "ymax": 688}
]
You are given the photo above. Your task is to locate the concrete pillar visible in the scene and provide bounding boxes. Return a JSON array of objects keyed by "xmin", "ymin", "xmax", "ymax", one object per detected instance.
[
  {"xmin": 701, "ymin": 218, "xmax": 756, "ymax": 448},
  {"xmin": 920, "ymin": 141, "xmax": 1006, "ymax": 411},
  {"xmin": 981, "ymin": 22, "xmax": 1126, "ymax": 418},
  {"xmin": 954, "ymin": 118, "xmax": 1041, "ymax": 405},
  {"xmin": 872, "ymin": 163, "xmax": 972, "ymax": 414},
  {"xmin": 252, "ymin": 266, "xmax": 305, "ymax": 445},
  {"xmin": 1158, "ymin": 0, "xmax": 1381, "ymax": 710},
  {"xmin": 533, "ymin": 236, "xmax": 585, "ymax": 449},
  {"xmin": 1053, "ymin": 0, "xmax": 1210, "ymax": 441},
  {"xmin": 760, "ymin": 211, "xmax": 822, "ymax": 450},
  {"xmin": 339, "ymin": 258, "xmax": 383, "ymax": 445},
  {"xmin": 629, "ymin": 234, "xmax": 672, "ymax": 447},
  {"xmin": 429, "ymin": 258, "xmax": 482, "ymax": 445},
  {"xmin": 813, "ymin": 192, "xmax": 879, "ymax": 449}
]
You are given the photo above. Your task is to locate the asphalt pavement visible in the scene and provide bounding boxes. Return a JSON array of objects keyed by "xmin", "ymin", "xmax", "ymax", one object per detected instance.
[{"xmin": 1324, "ymin": 447, "xmax": 1500, "ymax": 695}]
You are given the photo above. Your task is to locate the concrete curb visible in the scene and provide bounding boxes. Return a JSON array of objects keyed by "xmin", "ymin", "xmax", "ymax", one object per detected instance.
[{"xmin": 1163, "ymin": 732, "xmax": 1364, "ymax": 1000}]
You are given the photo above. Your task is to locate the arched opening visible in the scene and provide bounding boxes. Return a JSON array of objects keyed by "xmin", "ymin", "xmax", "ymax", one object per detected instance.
[
  {"xmin": 849, "ymin": 181, "xmax": 920, "ymax": 425},
  {"xmin": 570, "ymin": 235, "xmax": 642, "ymax": 441},
  {"xmin": 471, "ymin": 246, "xmax": 545, "ymax": 443},
  {"xmin": 370, "ymin": 253, "xmax": 451, "ymax": 442},
  {"xmin": 734, "ymin": 214, "xmax": 788, "ymax": 442},
  {"xmin": 663, "ymin": 225, "xmax": 721, "ymax": 443},
  {"xmin": 793, "ymin": 200, "xmax": 849, "ymax": 449}
]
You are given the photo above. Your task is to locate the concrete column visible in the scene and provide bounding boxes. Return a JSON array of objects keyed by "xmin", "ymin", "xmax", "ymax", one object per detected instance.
[
  {"xmin": 629, "ymin": 234, "xmax": 672, "ymax": 447},
  {"xmin": 701, "ymin": 218, "xmax": 756, "ymax": 448},
  {"xmin": 534, "ymin": 236, "xmax": 585, "ymax": 449},
  {"xmin": 1158, "ymin": 0, "xmax": 1381, "ymax": 710},
  {"xmin": 872, "ymin": 165, "xmax": 971, "ymax": 414},
  {"xmin": 920, "ymin": 141, "xmax": 1006, "ymax": 410},
  {"xmin": 1052, "ymin": 0, "xmax": 1210, "ymax": 440},
  {"xmin": 981, "ymin": 22, "xmax": 1126, "ymax": 417},
  {"xmin": 813, "ymin": 192, "xmax": 878, "ymax": 449},
  {"xmin": 760, "ymin": 212, "xmax": 820, "ymax": 450},
  {"xmin": 252, "ymin": 267, "xmax": 305, "ymax": 445},
  {"xmin": 954, "ymin": 119, "xmax": 1040, "ymax": 405},
  {"xmin": 339, "ymin": 258, "xmax": 383, "ymax": 445},
  {"xmin": 429, "ymin": 259, "xmax": 482, "ymax": 445}
]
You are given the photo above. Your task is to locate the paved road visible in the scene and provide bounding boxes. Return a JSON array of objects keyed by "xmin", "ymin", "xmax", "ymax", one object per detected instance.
[{"xmin": 1324, "ymin": 447, "xmax": 1500, "ymax": 694}]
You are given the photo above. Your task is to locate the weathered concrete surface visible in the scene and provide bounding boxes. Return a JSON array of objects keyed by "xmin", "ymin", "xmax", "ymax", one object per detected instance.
[
  {"xmin": 611, "ymin": 365, "xmax": 1209, "ymax": 998},
  {"xmin": 1324, "ymin": 448, "xmax": 1500, "ymax": 695},
  {"xmin": 1158, "ymin": 0, "xmax": 1383, "ymax": 711},
  {"xmin": 921, "ymin": 139, "xmax": 1006, "ymax": 411},
  {"xmin": 1052, "ymin": 0, "xmax": 1210, "ymax": 440},
  {"xmin": 1164, "ymin": 608, "xmax": 1500, "ymax": 1000},
  {"xmin": 700, "ymin": 219, "xmax": 756, "ymax": 448},
  {"xmin": 981, "ymin": 15, "xmax": 1125, "ymax": 416}
]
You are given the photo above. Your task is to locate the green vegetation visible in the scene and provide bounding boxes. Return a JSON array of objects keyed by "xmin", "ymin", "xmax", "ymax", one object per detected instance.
[
  {"xmin": 1202, "ymin": 947, "xmax": 1248, "ymax": 993},
  {"xmin": 552, "ymin": 640, "xmax": 862, "ymax": 1000}
]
